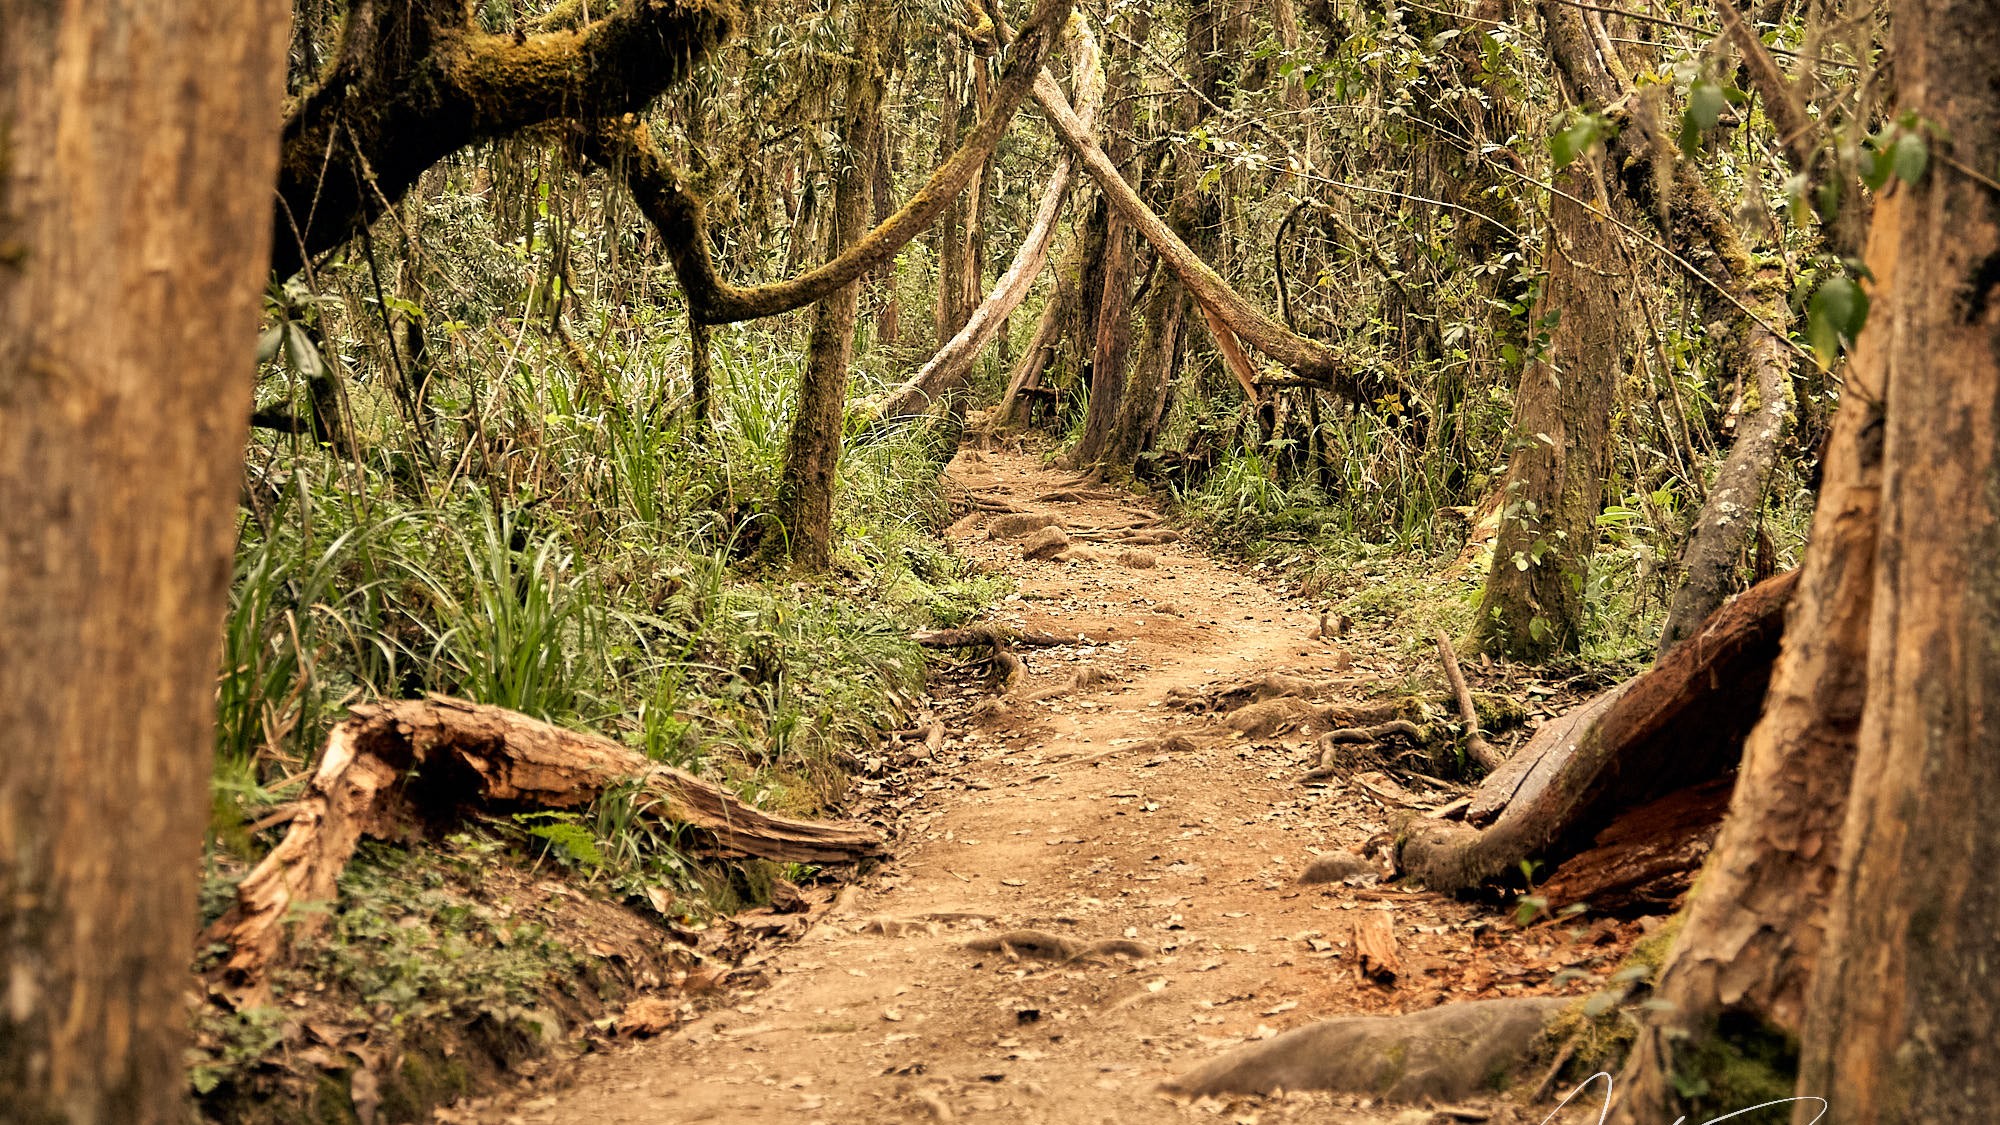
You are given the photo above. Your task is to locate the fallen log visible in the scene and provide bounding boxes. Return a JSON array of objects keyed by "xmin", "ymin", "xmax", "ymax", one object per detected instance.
[
  {"xmin": 205, "ymin": 697, "xmax": 886, "ymax": 988},
  {"xmin": 1397, "ymin": 569, "xmax": 1796, "ymax": 893},
  {"xmin": 910, "ymin": 625, "xmax": 1094, "ymax": 648}
]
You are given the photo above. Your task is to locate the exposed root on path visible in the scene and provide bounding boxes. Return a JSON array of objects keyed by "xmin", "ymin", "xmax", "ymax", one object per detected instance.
[{"xmin": 1161, "ymin": 997, "xmax": 1569, "ymax": 1100}]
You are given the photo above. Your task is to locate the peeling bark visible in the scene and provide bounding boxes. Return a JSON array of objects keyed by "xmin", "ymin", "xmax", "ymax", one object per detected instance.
[{"xmin": 205, "ymin": 698, "xmax": 887, "ymax": 993}]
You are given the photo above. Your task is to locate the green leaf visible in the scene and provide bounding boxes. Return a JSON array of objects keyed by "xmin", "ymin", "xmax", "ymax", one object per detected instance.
[
  {"xmin": 1892, "ymin": 130, "xmax": 1930, "ymax": 185},
  {"xmin": 1688, "ymin": 79, "xmax": 1727, "ymax": 130},
  {"xmin": 1807, "ymin": 274, "xmax": 1870, "ymax": 368},
  {"xmin": 1861, "ymin": 142, "xmax": 1895, "ymax": 192},
  {"xmin": 1550, "ymin": 116, "xmax": 1603, "ymax": 171}
]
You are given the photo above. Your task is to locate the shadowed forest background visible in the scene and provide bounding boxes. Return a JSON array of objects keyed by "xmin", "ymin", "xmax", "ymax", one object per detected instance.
[{"xmin": 3, "ymin": 0, "xmax": 1997, "ymax": 1120}]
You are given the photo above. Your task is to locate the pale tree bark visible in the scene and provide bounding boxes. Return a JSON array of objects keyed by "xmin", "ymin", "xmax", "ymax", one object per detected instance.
[
  {"xmin": 874, "ymin": 19, "xmax": 1103, "ymax": 422},
  {"xmin": 772, "ymin": 0, "xmax": 888, "ymax": 572},
  {"xmin": 0, "ymin": 0, "xmax": 288, "ymax": 1120}
]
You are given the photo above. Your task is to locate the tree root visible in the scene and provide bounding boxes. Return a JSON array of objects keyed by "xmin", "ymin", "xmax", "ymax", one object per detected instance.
[
  {"xmin": 1160, "ymin": 996, "xmax": 1569, "ymax": 1100},
  {"xmin": 1299, "ymin": 721, "xmax": 1424, "ymax": 781},
  {"xmin": 965, "ymin": 930, "xmax": 1153, "ymax": 964}
]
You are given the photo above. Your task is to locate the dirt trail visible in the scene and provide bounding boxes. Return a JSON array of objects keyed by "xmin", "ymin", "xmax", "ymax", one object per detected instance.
[{"xmin": 507, "ymin": 448, "xmax": 1593, "ymax": 1124}]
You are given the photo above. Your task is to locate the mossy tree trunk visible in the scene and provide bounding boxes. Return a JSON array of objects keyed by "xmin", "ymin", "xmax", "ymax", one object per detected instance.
[
  {"xmin": 1476, "ymin": 156, "xmax": 1628, "ymax": 660},
  {"xmin": 0, "ymin": 0, "xmax": 288, "ymax": 1118},
  {"xmin": 772, "ymin": 0, "xmax": 888, "ymax": 572},
  {"xmin": 272, "ymin": 0, "xmax": 736, "ymax": 279}
]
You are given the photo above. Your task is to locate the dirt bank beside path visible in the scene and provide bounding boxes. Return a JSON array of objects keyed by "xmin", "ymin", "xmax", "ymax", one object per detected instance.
[{"xmin": 499, "ymin": 448, "xmax": 1624, "ymax": 1125}]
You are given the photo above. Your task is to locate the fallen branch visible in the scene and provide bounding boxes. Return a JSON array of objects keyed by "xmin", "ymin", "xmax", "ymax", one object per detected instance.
[
  {"xmin": 1435, "ymin": 632, "xmax": 1503, "ymax": 770},
  {"xmin": 911, "ymin": 625, "xmax": 1095, "ymax": 648},
  {"xmin": 1397, "ymin": 570, "xmax": 1797, "ymax": 893},
  {"xmin": 205, "ymin": 697, "xmax": 886, "ymax": 989}
]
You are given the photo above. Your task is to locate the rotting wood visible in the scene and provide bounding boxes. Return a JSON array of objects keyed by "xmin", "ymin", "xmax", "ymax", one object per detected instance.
[
  {"xmin": 1436, "ymin": 632, "xmax": 1503, "ymax": 770},
  {"xmin": 1351, "ymin": 911, "xmax": 1401, "ymax": 984},
  {"xmin": 1397, "ymin": 570, "xmax": 1797, "ymax": 893},
  {"xmin": 205, "ymin": 697, "xmax": 885, "ymax": 990}
]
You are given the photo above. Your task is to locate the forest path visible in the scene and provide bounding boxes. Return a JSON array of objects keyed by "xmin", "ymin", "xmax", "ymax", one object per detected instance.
[{"xmin": 510, "ymin": 447, "xmax": 1514, "ymax": 1125}]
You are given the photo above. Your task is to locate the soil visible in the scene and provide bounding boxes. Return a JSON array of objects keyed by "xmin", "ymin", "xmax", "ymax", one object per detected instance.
[{"xmin": 488, "ymin": 448, "xmax": 1651, "ymax": 1124}]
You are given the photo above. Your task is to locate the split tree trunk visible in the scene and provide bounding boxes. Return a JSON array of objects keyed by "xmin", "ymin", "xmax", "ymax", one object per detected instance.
[
  {"xmin": 1790, "ymin": 9, "xmax": 2000, "ymax": 1113},
  {"xmin": 1069, "ymin": 20, "xmax": 1145, "ymax": 470},
  {"xmin": 0, "ymin": 0, "xmax": 288, "ymax": 1118}
]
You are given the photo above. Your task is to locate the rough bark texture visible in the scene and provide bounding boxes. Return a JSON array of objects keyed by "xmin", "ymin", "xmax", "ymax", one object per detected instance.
[
  {"xmin": 206, "ymin": 697, "xmax": 887, "ymax": 993},
  {"xmin": 1607, "ymin": 312, "xmax": 1882, "ymax": 1125},
  {"xmin": 1032, "ymin": 74, "xmax": 1375, "ymax": 400},
  {"xmin": 594, "ymin": 0, "xmax": 1073, "ymax": 326},
  {"xmin": 1069, "ymin": 23, "xmax": 1143, "ymax": 470},
  {"xmin": 773, "ymin": 0, "xmax": 887, "ymax": 572},
  {"xmin": 1477, "ymin": 158, "xmax": 1629, "ymax": 660},
  {"xmin": 1401, "ymin": 571, "xmax": 1796, "ymax": 893},
  {"xmin": 0, "ymin": 0, "xmax": 288, "ymax": 1118},
  {"xmin": 274, "ymin": 0, "xmax": 736, "ymax": 279},
  {"xmin": 1792, "ymin": 5, "xmax": 2000, "ymax": 1114},
  {"xmin": 1655, "ymin": 293, "xmax": 1795, "ymax": 659}
]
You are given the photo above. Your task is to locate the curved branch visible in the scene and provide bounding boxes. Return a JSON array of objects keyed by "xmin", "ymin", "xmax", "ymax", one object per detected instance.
[
  {"xmin": 874, "ymin": 19, "xmax": 1104, "ymax": 421},
  {"xmin": 274, "ymin": 0, "xmax": 737, "ymax": 279},
  {"xmin": 594, "ymin": 0, "xmax": 1077, "ymax": 326},
  {"xmin": 1030, "ymin": 72, "xmax": 1375, "ymax": 401}
]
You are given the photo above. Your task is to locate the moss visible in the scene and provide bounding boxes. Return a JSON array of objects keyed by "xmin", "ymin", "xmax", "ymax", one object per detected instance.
[
  {"xmin": 376, "ymin": 1047, "xmax": 475, "ymax": 1121},
  {"xmin": 1673, "ymin": 1011, "xmax": 1799, "ymax": 1114},
  {"xmin": 1374, "ymin": 1040, "xmax": 1411, "ymax": 1096}
]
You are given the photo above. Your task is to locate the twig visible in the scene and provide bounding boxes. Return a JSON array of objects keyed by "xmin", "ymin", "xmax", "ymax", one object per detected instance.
[{"xmin": 1437, "ymin": 632, "xmax": 1505, "ymax": 770}]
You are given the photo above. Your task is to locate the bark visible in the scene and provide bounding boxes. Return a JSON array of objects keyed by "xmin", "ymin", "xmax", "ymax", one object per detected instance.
[
  {"xmin": 1399, "ymin": 570, "xmax": 1796, "ymax": 893},
  {"xmin": 1606, "ymin": 309, "xmax": 1882, "ymax": 1125},
  {"xmin": 932, "ymin": 66, "xmax": 978, "ymax": 344},
  {"xmin": 1069, "ymin": 22, "xmax": 1145, "ymax": 470},
  {"xmin": 593, "ymin": 0, "xmax": 1074, "ymax": 327},
  {"xmin": 1031, "ymin": 74, "xmax": 1378, "ymax": 400},
  {"xmin": 0, "ymin": 0, "xmax": 288, "ymax": 1118},
  {"xmin": 1655, "ymin": 303, "xmax": 1794, "ymax": 658},
  {"xmin": 1534, "ymin": 0, "xmax": 1806, "ymax": 654},
  {"xmin": 773, "ymin": 0, "xmax": 888, "ymax": 572},
  {"xmin": 998, "ymin": 252, "xmax": 1082, "ymax": 424},
  {"xmin": 1791, "ymin": 7, "xmax": 2000, "ymax": 1113},
  {"xmin": 205, "ymin": 698, "xmax": 888, "ymax": 992},
  {"xmin": 273, "ymin": 0, "xmax": 735, "ymax": 279},
  {"xmin": 1476, "ymin": 158, "xmax": 1629, "ymax": 660},
  {"xmin": 874, "ymin": 20, "xmax": 1103, "ymax": 422}
]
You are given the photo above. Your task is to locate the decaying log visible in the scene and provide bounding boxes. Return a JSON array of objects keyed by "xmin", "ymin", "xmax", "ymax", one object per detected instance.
[
  {"xmin": 1397, "ymin": 569, "xmax": 1797, "ymax": 893},
  {"xmin": 206, "ymin": 697, "xmax": 886, "ymax": 988},
  {"xmin": 1435, "ymin": 632, "xmax": 1503, "ymax": 770},
  {"xmin": 1538, "ymin": 776, "xmax": 1734, "ymax": 914}
]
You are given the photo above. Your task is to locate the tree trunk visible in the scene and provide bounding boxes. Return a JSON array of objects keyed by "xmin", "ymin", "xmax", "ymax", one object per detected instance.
[
  {"xmin": 1476, "ymin": 158, "xmax": 1628, "ymax": 660},
  {"xmin": 1790, "ymin": 7, "xmax": 2000, "ymax": 1113},
  {"xmin": 1606, "ymin": 322, "xmax": 1880, "ymax": 1125},
  {"xmin": 773, "ymin": 0, "xmax": 887, "ymax": 571},
  {"xmin": 1070, "ymin": 19, "xmax": 1144, "ymax": 469},
  {"xmin": 0, "ymin": 0, "xmax": 287, "ymax": 1119}
]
